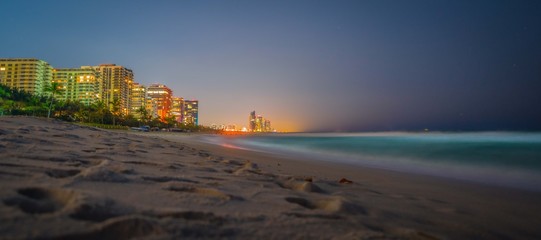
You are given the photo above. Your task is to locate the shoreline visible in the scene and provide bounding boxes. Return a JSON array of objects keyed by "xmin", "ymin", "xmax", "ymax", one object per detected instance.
[
  {"xmin": 140, "ymin": 131, "xmax": 541, "ymax": 237},
  {"xmin": 144, "ymin": 132, "xmax": 541, "ymax": 193},
  {"xmin": 1, "ymin": 116, "xmax": 541, "ymax": 239}
]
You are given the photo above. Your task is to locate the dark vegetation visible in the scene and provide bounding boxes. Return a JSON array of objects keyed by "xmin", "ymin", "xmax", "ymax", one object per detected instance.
[{"xmin": 0, "ymin": 84, "xmax": 211, "ymax": 132}]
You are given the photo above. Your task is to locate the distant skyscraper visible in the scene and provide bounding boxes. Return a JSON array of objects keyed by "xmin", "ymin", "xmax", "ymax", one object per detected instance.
[
  {"xmin": 249, "ymin": 111, "xmax": 256, "ymax": 132},
  {"xmin": 171, "ymin": 97, "xmax": 184, "ymax": 123},
  {"xmin": 256, "ymin": 115, "xmax": 264, "ymax": 132},
  {"xmin": 52, "ymin": 68, "xmax": 99, "ymax": 105},
  {"xmin": 130, "ymin": 82, "xmax": 146, "ymax": 117},
  {"xmin": 248, "ymin": 111, "xmax": 273, "ymax": 132},
  {"xmin": 264, "ymin": 119, "xmax": 271, "ymax": 132},
  {"xmin": 0, "ymin": 58, "xmax": 52, "ymax": 96},
  {"xmin": 93, "ymin": 64, "xmax": 134, "ymax": 115},
  {"xmin": 146, "ymin": 84, "xmax": 172, "ymax": 121},
  {"xmin": 183, "ymin": 100, "xmax": 199, "ymax": 126}
]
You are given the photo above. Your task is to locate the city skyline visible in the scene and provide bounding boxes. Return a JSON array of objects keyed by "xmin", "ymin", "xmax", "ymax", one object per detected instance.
[
  {"xmin": 1, "ymin": 1, "xmax": 540, "ymax": 132},
  {"xmin": 0, "ymin": 58, "xmax": 199, "ymax": 127}
]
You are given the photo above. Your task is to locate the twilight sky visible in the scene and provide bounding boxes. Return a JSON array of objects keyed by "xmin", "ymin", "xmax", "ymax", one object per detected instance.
[{"xmin": 1, "ymin": 0, "xmax": 540, "ymax": 132}]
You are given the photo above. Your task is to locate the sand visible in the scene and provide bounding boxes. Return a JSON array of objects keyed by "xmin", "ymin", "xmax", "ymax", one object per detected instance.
[{"xmin": 1, "ymin": 116, "xmax": 540, "ymax": 239}]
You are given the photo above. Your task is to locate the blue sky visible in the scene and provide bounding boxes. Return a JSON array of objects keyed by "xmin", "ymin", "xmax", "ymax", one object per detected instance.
[{"xmin": 1, "ymin": 0, "xmax": 540, "ymax": 131}]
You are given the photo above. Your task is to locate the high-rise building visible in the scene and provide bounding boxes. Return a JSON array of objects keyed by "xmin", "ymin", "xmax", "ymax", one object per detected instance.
[
  {"xmin": 264, "ymin": 119, "xmax": 272, "ymax": 132},
  {"xmin": 248, "ymin": 111, "xmax": 272, "ymax": 132},
  {"xmin": 256, "ymin": 115, "xmax": 264, "ymax": 132},
  {"xmin": 0, "ymin": 58, "xmax": 52, "ymax": 95},
  {"xmin": 171, "ymin": 97, "xmax": 184, "ymax": 123},
  {"xmin": 147, "ymin": 84, "xmax": 172, "ymax": 121},
  {"xmin": 130, "ymin": 82, "xmax": 146, "ymax": 117},
  {"xmin": 145, "ymin": 98, "xmax": 159, "ymax": 119},
  {"xmin": 249, "ymin": 111, "xmax": 256, "ymax": 132},
  {"xmin": 183, "ymin": 100, "xmax": 199, "ymax": 126},
  {"xmin": 52, "ymin": 68, "xmax": 99, "ymax": 105},
  {"xmin": 92, "ymin": 64, "xmax": 133, "ymax": 115}
]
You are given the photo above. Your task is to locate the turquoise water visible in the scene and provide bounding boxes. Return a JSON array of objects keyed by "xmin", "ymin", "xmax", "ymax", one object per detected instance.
[{"xmin": 201, "ymin": 132, "xmax": 541, "ymax": 191}]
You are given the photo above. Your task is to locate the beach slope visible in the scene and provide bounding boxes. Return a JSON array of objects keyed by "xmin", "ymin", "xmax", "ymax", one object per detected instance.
[{"xmin": 1, "ymin": 116, "xmax": 540, "ymax": 239}]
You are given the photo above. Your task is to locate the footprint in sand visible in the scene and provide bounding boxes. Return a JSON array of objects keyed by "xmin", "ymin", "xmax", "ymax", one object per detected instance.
[
  {"xmin": 142, "ymin": 176, "xmax": 198, "ymax": 184},
  {"xmin": 194, "ymin": 167, "xmax": 218, "ymax": 173},
  {"xmin": 51, "ymin": 133, "xmax": 81, "ymax": 139},
  {"xmin": 69, "ymin": 196, "xmax": 135, "ymax": 222},
  {"xmin": 3, "ymin": 186, "xmax": 137, "ymax": 224},
  {"xmin": 0, "ymin": 128, "xmax": 14, "ymax": 135},
  {"xmin": 1, "ymin": 136, "xmax": 33, "ymax": 144},
  {"xmin": 232, "ymin": 162, "xmax": 262, "ymax": 175},
  {"xmin": 277, "ymin": 178, "xmax": 325, "ymax": 193},
  {"xmin": 124, "ymin": 161, "xmax": 161, "ymax": 167},
  {"xmin": 154, "ymin": 210, "xmax": 224, "ymax": 222},
  {"xmin": 21, "ymin": 154, "xmax": 74, "ymax": 163},
  {"xmin": 57, "ymin": 216, "xmax": 163, "ymax": 240},
  {"xmin": 62, "ymin": 156, "xmax": 107, "ymax": 167},
  {"xmin": 16, "ymin": 128, "xmax": 30, "ymax": 134},
  {"xmin": 284, "ymin": 196, "xmax": 367, "ymax": 215},
  {"xmin": 220, "ymin": 159, "xmax": 244, "ymax": 166},
  {"xmin": 45, "ymin": 169, "xmax": 81, "ymax": 178},
  {"xmin": 3, "ymin": 187, "xmax": 77, "ymax": 214},
  {"xmin": 165, "ymin": 183, "xmax": 243, "ymax": 201},
  {"xmin": 77, "ymin": 160, "xmax": 132, "ymax": 182},
  {"xmin": 197, "ymin": 151, "xmax": 211, "ymax": 158},
  {"xmin": 166, "ymin": 163, "xmax": 185, "ymax": 169}
]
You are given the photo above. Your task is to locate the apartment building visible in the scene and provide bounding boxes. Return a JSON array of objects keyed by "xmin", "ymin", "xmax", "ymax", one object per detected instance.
[{"xmin": 0, "ymin": 58, "xmax": 52, "ymax": 95}]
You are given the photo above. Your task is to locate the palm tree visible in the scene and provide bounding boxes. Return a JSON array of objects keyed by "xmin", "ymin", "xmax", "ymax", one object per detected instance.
[
  {"xmin": 0, "ymin": 84, "xmax": 11, "ymax": 98},
  {"xmin": 28, "ymin": 95, "xmax": 44, "ymax": 116},
  {"xmin": 110, "ymin": 99, "xmax": 122, "ymax": 126},
  {"xmin": 0, "ymin": 99, "xmax": 15, "ymax": 116},
  {"xmin": 0, "ymin": 85, "xmax": 11, "ymax": 116},
  {"xmin": 44, "ymin": 82, "xmax": 63, "ymax": 118},
  {"xmin": 57, "ymin": 100, "xmax": 80, "ymax": 121},
  {"xmin": 92, "ymin": 101, "xmax": 108, "ymax": 124},
  {"xmin": 164, "ymin": 115, "xmax": 178, "ymax": 128},
  {"xmin": 135, "ymin": 106, "xmax": 150, "ymax": 125}
]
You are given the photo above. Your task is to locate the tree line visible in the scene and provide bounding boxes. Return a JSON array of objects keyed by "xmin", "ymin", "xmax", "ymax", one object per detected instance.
[{"xmin": 0, "ymin": 83, "xmax": 209, "ymax": 131}]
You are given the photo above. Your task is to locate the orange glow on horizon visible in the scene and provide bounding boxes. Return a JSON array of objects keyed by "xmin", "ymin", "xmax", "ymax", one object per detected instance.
[{"xmin": 271, "ymin": 120, "xmax": 301, "ymax": 133}]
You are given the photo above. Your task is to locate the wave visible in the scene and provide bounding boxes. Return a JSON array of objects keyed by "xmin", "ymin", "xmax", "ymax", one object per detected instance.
[{"xmin": 199, "ymin": 132, "xmax": 541, "ymax": 191}]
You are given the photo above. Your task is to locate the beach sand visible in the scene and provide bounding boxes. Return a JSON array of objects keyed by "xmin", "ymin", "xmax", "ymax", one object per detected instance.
[{"xmin": 1, "ymin": 116, "xmax": 540, "ymax": 239}]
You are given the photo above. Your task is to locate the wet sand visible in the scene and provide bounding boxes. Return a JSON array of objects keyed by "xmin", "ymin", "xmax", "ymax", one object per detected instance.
[{"xmin": 1, "ymin": 116, "xmax": 540, "ymax": 239}]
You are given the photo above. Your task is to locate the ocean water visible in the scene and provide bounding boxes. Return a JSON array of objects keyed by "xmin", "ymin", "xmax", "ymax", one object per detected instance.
[{"xmin": 200, "ymin": 132, "xmax": 541, "ymax": 191}]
